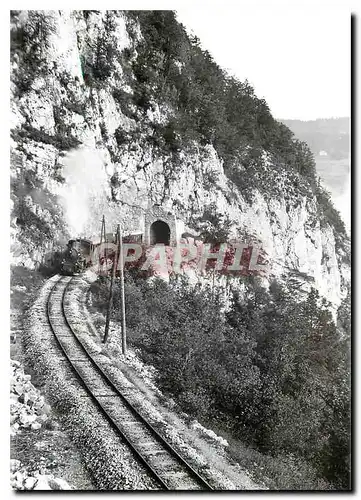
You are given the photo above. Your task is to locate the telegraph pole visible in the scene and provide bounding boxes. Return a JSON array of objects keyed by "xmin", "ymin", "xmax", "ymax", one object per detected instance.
[
  {"xmin": 102, "ymin": 224, "xmax": 127, "ymax": 355},
  {"xmin": 118, "ymin": 224, "xmax": 127, "ymax": 355},
  {"xmin": 212, "ymin": 267, "xmax": 215, "ymax": 301},
  {"xmin": 99, "ymin": 215, "xmax": 107, "ymax": 275},
  {"xmin": 103, "ymin": 225, "xmax": 118, "ymax": 344}
]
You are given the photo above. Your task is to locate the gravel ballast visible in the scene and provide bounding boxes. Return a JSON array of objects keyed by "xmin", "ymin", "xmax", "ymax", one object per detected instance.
[
  {"xmin": 23, "ymin": 275, "xmax": 160, "ymax": 490},
  {"xmin": 76, "ymin": 272, "xmax": 264, "ymax": 490}
]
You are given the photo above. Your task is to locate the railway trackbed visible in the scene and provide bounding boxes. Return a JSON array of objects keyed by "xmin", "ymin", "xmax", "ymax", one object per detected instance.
[{"xmin": 46, "ymin": 275, "xmax": 213, "ymax": 491}]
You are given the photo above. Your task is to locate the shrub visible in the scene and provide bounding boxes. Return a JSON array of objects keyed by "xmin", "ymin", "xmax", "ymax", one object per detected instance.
[
  {"xmin": 316, "ymin": 188, "xmax": 346, "ymax": 235},
  {"xmin": 195, "ymin": 203, "xmax": 233, "ymax": 244},
  {"xmin": 11, "ymin": 173, "xmax": 66, "ymax": 250},
  {"xmin": 132, "ymin": 85, "xmax": 153, "ymax": 111},
  {"xmin": 11, "ymin": 11, "xmax": 56, "ymax": 96},
  {"xmin": 121, "ymin": 11, "xmax": 349, "ymax": 245},
  {"xmin": 12, "ymin": 124, "xmax": 81, "ymax": 151},
  {"xmin": 99, "ymin": 123, "xmax": 109, "ymax": 142},
  {"xmin": 112, "ymin": 89, "xmax": 136, "ymax": 119},
  {"xmin": 90, "ymin": 273, "xmax": 350, "ymax": 489},
  {"xmin": 63, "ymin": 100, "xmax": 86, "ymax": 116},
  {"xmin": 114, "ymin": 127, "xmax": 129, "ymax": 146}
]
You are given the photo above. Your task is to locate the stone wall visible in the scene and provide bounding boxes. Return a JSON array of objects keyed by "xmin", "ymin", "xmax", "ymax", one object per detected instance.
[{"xmin": 144, "ymin": 205, "xmax": 178, "ymax": 246}]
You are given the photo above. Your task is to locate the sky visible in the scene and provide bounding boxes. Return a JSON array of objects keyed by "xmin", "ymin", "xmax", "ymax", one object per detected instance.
[{"xmin": 176, "ymin": 5, "xmax": 351, "ymax": 120}]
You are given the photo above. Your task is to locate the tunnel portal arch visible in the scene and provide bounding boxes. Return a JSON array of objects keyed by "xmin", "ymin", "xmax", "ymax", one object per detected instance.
[
  {"xmin": 150, "ymin": 220, "xmax": 171, "ymax": 245},
  {"xmin": 144, "ymin": 205, "xmax": 177, "ymax": 246}
]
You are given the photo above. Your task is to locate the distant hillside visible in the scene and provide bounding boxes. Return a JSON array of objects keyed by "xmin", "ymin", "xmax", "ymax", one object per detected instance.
[
  {"xmin": 281, "ymin": 118, "xmax": 350, "ymax": 233},
  {"xmin": 281, "ymin": 118, "xmax": 349, "ymax": 160}
]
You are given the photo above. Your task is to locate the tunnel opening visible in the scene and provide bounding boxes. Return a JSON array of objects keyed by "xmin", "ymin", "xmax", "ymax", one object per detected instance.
[{"xmin": 150, "ymin": 220, "xmax": 171, "ymax": 246}]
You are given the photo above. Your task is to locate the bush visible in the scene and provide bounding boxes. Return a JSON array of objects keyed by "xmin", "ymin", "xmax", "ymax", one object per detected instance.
[
  {"xmin": 316, "ymin": 187, "xmax": 346, "ymax": 235},
  {"xmin": 11, "ymin": 173, "xmax": 66, "ymax": 249},
  {"xmin": 11, "ymin": 11, "xmax": 56, "ymax": 96},
  {"xmin": 121, "ymin": 11, "xmax": 347, "ymax": 244},
  {"xmin": 194, "ymin": 203, "xmax": 233, "ymax": 244},
  {"xmin": 89, "ymin": 274, "xmax": 350, "ymax": 489},
  {"xmin": 114, "ymin": 127, "xmax": 129, "ymax": 147},
  {"xmin": 12, "ymin": 124, "xmax": 81, "ymax": 151},
  {"xmin": 80, "ymin": 12, "xmax": 121, "ymax": 85},
  {"xmin": 112, "ymin": 89, "xmax": 136, "ymax": 119},
  {"xmin": 63, "ymin": 100, "xmax": 86, "ymax": 116},
  {"xmin": 132, "ymin": 86, "xmax": 152, "ymax": 111}
]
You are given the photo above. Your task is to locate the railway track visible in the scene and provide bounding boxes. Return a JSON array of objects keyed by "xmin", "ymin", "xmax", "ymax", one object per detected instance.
[{"xmin": 46, "ymin": 275, "xmax": 213, "ymax": 491}]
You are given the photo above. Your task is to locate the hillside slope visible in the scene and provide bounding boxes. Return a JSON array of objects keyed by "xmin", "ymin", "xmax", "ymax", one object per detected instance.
[{"xmin": 10, "ymin": 10, "xmax": 350, "ymax": 311}]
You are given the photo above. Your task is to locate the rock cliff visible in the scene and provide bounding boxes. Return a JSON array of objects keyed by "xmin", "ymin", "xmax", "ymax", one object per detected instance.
[{"xmin": 10, "ymin": 10, "xmax": 350, "ymax": 313}]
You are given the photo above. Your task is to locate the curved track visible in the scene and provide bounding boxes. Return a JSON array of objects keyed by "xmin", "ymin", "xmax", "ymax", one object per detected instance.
[{"xmin": 46, "ymin": 275, "xmax": 213, "ymax": 491}]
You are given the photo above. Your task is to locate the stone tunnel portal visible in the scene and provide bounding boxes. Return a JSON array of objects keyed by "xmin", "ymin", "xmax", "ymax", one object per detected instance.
[{"xmin": 150, "ymin": 220, "xmax": 171, "ymax": 246}]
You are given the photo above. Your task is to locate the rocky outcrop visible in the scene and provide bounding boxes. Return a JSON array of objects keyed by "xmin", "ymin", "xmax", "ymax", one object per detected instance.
[
  {"xmin": 10, "ymin": 360, "xmax": 51, "ymax": 434},
  {"xmin": 10, "ymin": 10, "xmax": 350, "ymax": 313},
  {"xmin": 10, "ymin": 460, "xmax": 73, "ymax": 491}
]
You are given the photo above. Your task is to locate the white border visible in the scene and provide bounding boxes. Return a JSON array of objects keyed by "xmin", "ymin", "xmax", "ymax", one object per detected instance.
[{"xmin": 2, "ymin": 2, "xmax": 358, "ymax": 497}]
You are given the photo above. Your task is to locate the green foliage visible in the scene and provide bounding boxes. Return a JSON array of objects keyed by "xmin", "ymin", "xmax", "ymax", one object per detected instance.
[
  {"xmin": 228, "ymin": 440, "xmax": 331, "ymax": 490},
  {"xmin": 316, "ymin": 186, "xmax": 346, "ymax": 235},
  {"xmin": 124, "ymin": 10, "xmax": 315, "ymax": 176},
  {"xmin": 10, "ymin": 265, "xmax": 46, "ymax": 313},
  {"xmin": 12, "ymin": 124, "xmax": 81, "ymax": 151},
  {"xmin": 81, "ymin": 12, "xmax": 121, "ymax": 86},
  {"xmin": 11, "ymin": 11, "xmax": 348, "ymax": 243},
  {"xmin": 194, "ymin": 202, "xmax": 233, "ymax": 243},
  {"xmin": 337, "ymin": 289, "xmax": 351, "ymax": 338},
  {"xmin": 14, "ymin": 199, "xmax": 52, "ymax": 246},
  {"xmin": 11, "ymin": 11, "xmax": 56, "ymax": 95},
  {"xmin": 112, "ymin": 89, "xmax": 137, "ymax": 119},
  {"xmin": 63, "ymin": 100, "xmax": 86, "ymax": 116},
  {"xmin": 226, "ymin": 282, "xmax": 350, "ymax": 489},
  {"xmin": 122, "ymin": 11, "xmax": 346, "ymax": 240},
  {"xmin": 147, "ymin": 121, "xmax": 183, "ymax": 154},
  {"xmin": 203, "ymin": 169, "xmax": 220, "ymax": 190},
  {"xmin": 11, "ymin": 172, "xmax": 65, "ymax": 248},
  {"xmin": 113, "ymin": 127, "xmax": 127, "ymax": 147},
  {"xmin": 90, "ymin": 274, "xmax": 350, "ymax": 489}
]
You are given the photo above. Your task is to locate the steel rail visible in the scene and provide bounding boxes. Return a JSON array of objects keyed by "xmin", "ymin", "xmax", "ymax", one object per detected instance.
[
  {"xmin": 46, "ymin": 276, "xmax": 169, "ymax": 490},
  {"xmin": 62, "ymin": 276, "xmax": 213, "ymax": 490},
  {"xmin": 47, "ymin": 275, "xmax": 213, "ymax": 491}
]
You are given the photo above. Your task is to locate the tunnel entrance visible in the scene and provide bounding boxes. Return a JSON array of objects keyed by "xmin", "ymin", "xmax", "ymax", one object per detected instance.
[{"xmin": 150, "ymin": 220, "xmax": 171, "ymax": 246}]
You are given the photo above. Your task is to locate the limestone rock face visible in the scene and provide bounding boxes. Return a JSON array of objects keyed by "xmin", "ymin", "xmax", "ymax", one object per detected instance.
[{"xmin": 10, "ymin": 10, "xmax": 350, "ymax": 312}]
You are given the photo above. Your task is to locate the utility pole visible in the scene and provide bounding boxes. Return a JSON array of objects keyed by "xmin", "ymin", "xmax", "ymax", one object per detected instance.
[
  {"xmin": 212, "ymin": 267, "xmax": 215, "ymax": 301},
  {"xmin": 103, "ymin": 225, "xmax": 118, "ymax": 344},
  {"xmin": 103, "ymin": 224, "xmax": 127, "ymax": 355},
  {"xmin": 118, "ymin": 224, "xmax": 127, "ymax": 355},
  {"xmin": 99, "ymin": 215, "xmax": 107, "ymax": 275}
]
